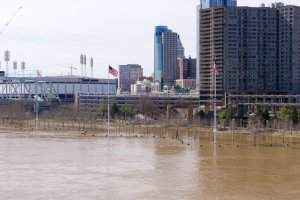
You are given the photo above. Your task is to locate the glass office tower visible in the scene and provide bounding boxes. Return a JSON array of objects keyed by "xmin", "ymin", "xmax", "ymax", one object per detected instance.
[
  {"xmin": 200, "ymin": 0, "xmax": 237, "ymax": 9},
  {"xmin": 154, "ymin": 26, "xmax": 169, "ymax": 85},
  {"xmin": 154, "ymin": 26, "xmax": 181, "ymax": 89}
]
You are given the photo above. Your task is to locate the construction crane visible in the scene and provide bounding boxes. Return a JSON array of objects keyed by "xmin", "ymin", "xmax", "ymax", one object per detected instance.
[
  {"xmin": 0, "ymin": 6, "xmax": 22, "ymax": 36},
  {"xmin": 57, "ymin": 64, "xmax": 77, "ymax": 77}
]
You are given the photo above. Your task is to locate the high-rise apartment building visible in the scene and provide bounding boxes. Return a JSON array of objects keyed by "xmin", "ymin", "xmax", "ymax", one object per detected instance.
[
  {"xmin": 277, "ymin": 5, "xmax": 300, "ymax": 93},
  {"xmin": 154, "ymin": 26, "xmax": 183, "ymax": 89},
  {"xmin": 200, "ymin": 0, "xmax": 237, "ymax": 10},
  {"xmin": 197, "ymin": 3, "xmax": 300, "ymax": 104},
  {"xmin": 118, "ymin": 64, "xmax": 143, "ymax": 92},
  {"xmin": 196, "ymin": 0, "xmax": 237, "ymax": 94}
]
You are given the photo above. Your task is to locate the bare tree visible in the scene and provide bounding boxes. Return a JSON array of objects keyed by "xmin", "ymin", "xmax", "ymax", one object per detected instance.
[{"xmin": 137, "ymin": 96, "xmax": 161, "ymax": 124}]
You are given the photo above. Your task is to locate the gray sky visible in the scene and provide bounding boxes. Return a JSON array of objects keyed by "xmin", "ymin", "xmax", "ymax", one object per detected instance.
[{"xmin": 0, "ymin": 0, "xmax": 299, "ymax": 78}]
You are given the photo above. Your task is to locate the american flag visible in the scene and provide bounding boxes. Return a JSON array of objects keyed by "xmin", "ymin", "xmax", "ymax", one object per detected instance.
[
  {"xmin": 109, "ymin": 65, "xmax": 118, "ymax": 77},
  {"xmin": 213, "ymin": 62, "xmax": 219, "ymax": 76}
]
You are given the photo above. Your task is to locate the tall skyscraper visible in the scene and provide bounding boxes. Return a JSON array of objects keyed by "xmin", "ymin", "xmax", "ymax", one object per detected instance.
[
  {"xmin": 154, "ymin": 26, "xmax": 183, "ymax": 89},
  {"xmin": 277, "ymin": 5, "xmax": 300, "ymax": 93},
  {"xmin": 177, "ymin": 36, "xmax": 185, "ymax": 60},
  {"xmin": 200, "ymin": 0, "xmax": 237, "ymax": 10},
  {"xmin": 179, "ymin": 56, "xmax": 196, "ymax": 80},
  {"xmin": 196, "ymin": 0, "xmax": 237, "ymax": 94},
  {"xmin": 197, "ymin": 3, "xmax": 300, "ymax": 104},
  {"xmin": 118, "ymin": 64, "xmax": 143, "ymax": 92}
]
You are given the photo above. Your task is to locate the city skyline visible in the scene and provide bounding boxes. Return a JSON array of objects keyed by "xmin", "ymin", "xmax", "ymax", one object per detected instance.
[{"xmin": 0, "ymin": 0, "xmax": 299, "ymax": 78}]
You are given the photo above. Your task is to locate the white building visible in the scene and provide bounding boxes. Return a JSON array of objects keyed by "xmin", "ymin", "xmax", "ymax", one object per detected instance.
[{"xmin": 0, "ymin": 76, "xmax": 117, "ymax": 102}]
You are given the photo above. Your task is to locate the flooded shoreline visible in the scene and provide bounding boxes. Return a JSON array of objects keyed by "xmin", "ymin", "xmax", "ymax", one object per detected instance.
[
  {"xmin": 1, "ymin": 123, "xmax": 300, "ymax": 147},
  {"xmin": 0, "ymin": 131, "xmax": 300, "ymax": 199}
]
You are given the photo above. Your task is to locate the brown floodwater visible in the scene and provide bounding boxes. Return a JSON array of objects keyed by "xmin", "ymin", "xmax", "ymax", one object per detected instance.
[{"xmin": 0, "ymin": 132, "xmax": 299, "ymax": 200}]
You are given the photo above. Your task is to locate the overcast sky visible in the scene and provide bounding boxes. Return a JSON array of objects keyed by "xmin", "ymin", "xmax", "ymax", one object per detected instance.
[{"xmin": 0, "ymin": 0, "xmax": 299, "ymax": 78}]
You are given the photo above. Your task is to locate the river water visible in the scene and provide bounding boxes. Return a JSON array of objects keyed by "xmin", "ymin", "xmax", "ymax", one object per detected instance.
[{"xmin": 0, "ymin": 132, "xmax": 299, "ymax": 200}]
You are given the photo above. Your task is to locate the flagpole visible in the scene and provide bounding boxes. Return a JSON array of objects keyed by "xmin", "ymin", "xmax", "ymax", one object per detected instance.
[
  {"xmin": 107, "ymin": 69, "xmax": 110, "ymax": 137},
  {"xmin": 213, "ymin": 63, "xmax": 217, "ymax": 144},
  {"xmin": 35, "ymin": 70, "xmax": 39, "ymax": 133}
]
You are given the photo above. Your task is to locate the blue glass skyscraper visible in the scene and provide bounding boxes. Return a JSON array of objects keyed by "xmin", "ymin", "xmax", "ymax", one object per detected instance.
[
  {"xmin": 200, "ymin": 0, "xmax": 237, "ymax": 9},
  {"xmin": 154, "ymin": 26, "xmax": 169, "ymax": 86},
  {"xmin": 154, "ymin": 26, "xmax": 182, "ymax": 89}
]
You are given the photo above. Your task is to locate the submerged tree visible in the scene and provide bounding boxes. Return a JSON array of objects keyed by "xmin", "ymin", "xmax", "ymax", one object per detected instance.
[
  {"xmin": 236, "ymin": 106, "xmax": 244, "ymax": 119},
  {"xmin": 255, "ymin": 108, "xmax": 270, "ymax": 121},
  {"xmin": 224, "ymin": 107, "xmax": 236, "ymax": 120},
  {"xmin": 137, "ymin": 96, "xmax": 160, "ymax": 119},
  {"xmin": 277, "ymin": 106, "xmax": 289, "ymax": 121},
  {"xmin": 197, "ymin": 110, "xmax": 206, "ymax": 119},
  {"xmin": 276, "ymin": 106, "xmax": 293, "ymax": 131},
  {"xmin": 110, "ymin": 103, "xmax": 120, "ymax": 118},
  {"xmin": 262, "ymin": 108, "xmax": 270, "ymax": 121},
  {"xmin": 98, "ymin": 102, "xmax": 107, "ymax": 116},
  {"xmin": 119, "ymin": 106, "xmax": 135, "ymax": 120},
  {"xmin": 217, "ymin": 107, "xmax": 236, "ymax": 121},
  {"xmin": 290, "ymin": 108, "xmax": 299, "ymax": 125}
]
